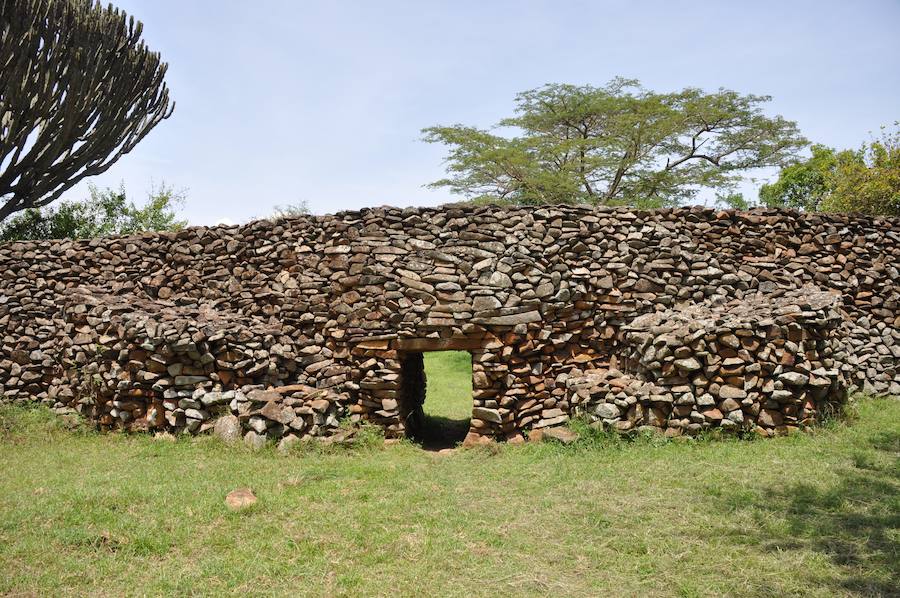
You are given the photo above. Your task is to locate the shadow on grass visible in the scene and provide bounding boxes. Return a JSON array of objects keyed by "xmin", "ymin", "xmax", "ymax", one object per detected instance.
[
  {"xmin": 716, "ymin": 430, "xmax": 899, "ymax": 596},
  {"xmin": 409, "ymin": 413, "xmax": 470, "ymax": 451}
]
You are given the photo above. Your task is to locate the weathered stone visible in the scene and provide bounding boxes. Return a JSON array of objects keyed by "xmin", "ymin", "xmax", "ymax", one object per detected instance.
[
  {"xmin": 213, "ymin": 415, "xmax": 242, "ymax": 444},
  {"xmin": 473, "ymin": 311, "xmax": 542, "ymax": 326},
  {"xmin": 248, "ymin": 417, "xmax": 268, "ymax": 434},
  {"xmin": 726, "ymin": 409, "xmax": 745, "ymax": 424},
  {"xmin": 472, "ymin": 407, "xmax": 502, "ymax": 423},
  {"xmin": 592, "ymin": 403, "xmax": 621, "ymax": 419},
  {"xmin": 277, "ymin": 434, "xmax": 302, "ymax": 453},
  {"xmin": 243, "ymin": 431, "xmax": 267, "ymax": 450},
  {"xmin": 472, "ymin": 295, "xmax": 502, "ymax": 312},
  {"xmin": 487, "ymin": 271, "xmax": 513, "ymax": 288},
  {"xmin": 720, "ymin": 398, "xmax": 741, "ymax": 413},
  {"xmin": 757, "ymin": 409, "xmax": 783, "ymax": 427},
  {"xmin": 674, "ymin": 357, "xmax": 702, "ymax": 372},
  {"xmin": 719, "ymin": 386, "xmax": 747, "ymax": 400},
  {"xmin": 779, "ymin": 372, "xmax": 810, "ymax": 387},
  {"xmin": 702, "ymin": 408, "xmax": 724, "ymax": 422},
  {"xmin": 174, "ymin": 375, "xmax": 207, "ymax": 386},
  {"xmin": 542, "ymin": 427, "xmax": 579, "ymax": 444}
]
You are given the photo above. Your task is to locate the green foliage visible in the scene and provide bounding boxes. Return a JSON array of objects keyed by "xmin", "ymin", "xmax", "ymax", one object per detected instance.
[
  {"xmin": 270, "ymin": 201, "xmax": 311, "ymax": 219},
  {"xmin": 715, "ymin": 192, "xmax": 754, "ymax": 210},
  {"xmin": 423, "ymin": 78, "xmax": 806, "ymax": 207},
  {"xmin": 760, "ymin": 144, "xmax": 845, "ymax": 211},
  {"xmin": 823, "ymin": 127, "xmax": 900, "ymax": 216},
  {"xmin": 761, "ymin": 125, "xmax": 900, "ymax": 216},
  {"xmin": 0, "ymin": 183, "xmax": 187, "ymax": 241}
]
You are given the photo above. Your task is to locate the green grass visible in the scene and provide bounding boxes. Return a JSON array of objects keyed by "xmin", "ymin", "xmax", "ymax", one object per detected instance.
[
  {"xmin": 1, "ymin": 369, "xmax": 898, "ymax": 596},
  {"xmin": 423, "ymin": 351, "xmax": 473, "ymax": 421}
]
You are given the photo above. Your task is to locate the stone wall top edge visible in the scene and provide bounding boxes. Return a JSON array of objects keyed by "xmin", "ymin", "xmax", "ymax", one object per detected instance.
[{"xmin": 1, "ymin": 202, "xmax": 898, "ymax": 253}]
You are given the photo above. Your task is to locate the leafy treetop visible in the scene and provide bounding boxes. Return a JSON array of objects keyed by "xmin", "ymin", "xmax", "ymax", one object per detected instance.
[
  {"xmin": 760, "ymin": 125, "xmax": 900, "ymax": 217},
  {"xmin": 0, "ymin": 183, "xmax": 186, "ymax": 242},
  {"xmin": 423, "ymin": 78, "xmax": 806, "ymax": 207}
]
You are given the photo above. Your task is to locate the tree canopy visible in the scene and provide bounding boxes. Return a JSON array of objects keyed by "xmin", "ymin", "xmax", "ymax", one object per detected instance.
[
  {"xmin": 760, "ymin": 126, "xmax": 900, "ymax": 217},
  {"xmin": 0, "ymin": 183, "xmax": 186, "ymax": 241},
  {"xmin": 423, "ymin": 78, "xmax": 806, "ymax": 207},
  {"xmin": 0, "ymin": 0, "xmax": 173, "ymax": 221}
]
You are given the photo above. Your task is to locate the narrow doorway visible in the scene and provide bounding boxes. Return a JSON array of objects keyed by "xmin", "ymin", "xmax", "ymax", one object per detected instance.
[{"xmin": 402, "ymin": 350, "xmax": 473, "ymax": 449}]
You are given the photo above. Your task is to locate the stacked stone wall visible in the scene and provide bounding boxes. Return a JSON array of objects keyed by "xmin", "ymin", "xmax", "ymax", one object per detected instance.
[
  {"xmin": 568, "ymin": 287, "xmax": 848, "ymax": 437},
  {"xmin": 0, "ymin": 204, "xmax": 897, "ymax": 443}
]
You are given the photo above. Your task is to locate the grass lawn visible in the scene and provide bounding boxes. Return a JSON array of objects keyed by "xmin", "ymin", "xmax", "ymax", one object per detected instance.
[
  {"xmin": 0, "ymin": 354, "xmax": 897, "ymax": 596},
  {"xmin": 423, "ymin": 351, "xmax": 473, "ymax": 421}
]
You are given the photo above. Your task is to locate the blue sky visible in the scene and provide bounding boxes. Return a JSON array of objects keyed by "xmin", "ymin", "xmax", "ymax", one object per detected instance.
[{"xmin": 67, "ymin": 0, "xmax": 900, "ymax": 225}]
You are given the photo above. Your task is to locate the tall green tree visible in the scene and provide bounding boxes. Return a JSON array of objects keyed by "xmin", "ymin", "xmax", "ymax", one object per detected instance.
[
  {"xmin": 0, "ymin": 0, "xmax": 173, "ymax": 221},
  {"xmin": 423, "ymin": 78, "xmax": 806, "ymax": 207},
  {"xmin": 0, "ymin": 183, "xmax": 187, "ymax": 241},
  {"xmin": 761, "ymin": 126, "xmax": 900, "ymax": 217}
]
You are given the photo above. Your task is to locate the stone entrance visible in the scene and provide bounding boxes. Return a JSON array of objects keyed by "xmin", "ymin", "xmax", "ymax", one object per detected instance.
[
  {"xmin": 394, "ymin": 338, "xmax": 485, "ymax": 442},
  {"xmin": 396, "ymin": 350, "xmax": 473, "ymax": 447}
]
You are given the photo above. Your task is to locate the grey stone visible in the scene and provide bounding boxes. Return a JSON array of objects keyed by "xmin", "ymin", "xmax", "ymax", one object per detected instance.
[
  {"xmin": 472, "ymin": 407, "xmax": 502, "ymax": 423},
  {"xmin": 243, "ymin": 431, "xmax": 267, "ymax": 450},
  {"xmin": 779, "ymin": 371, "xmax": 810, "ymax": 387},
  {"xmin": 277, "ymin": 434, "xmax": 302, "ymax": 453},
  {"xmin": 593, "ymin": 402, "xmax": 621, "ymax": 419},
  {"xmin": 174, "ymin": 375, "xmax": 208, "ymax": 386},
  {"xmin": 473, "ymin": 311, "xmax": 542, "ymax": 326},
  {"xmin": 719, "ymin": 386, "xmax": 747, "ymax": 400},
  {"xmin": 213, "ymin": 415, "xmax": 242, "ymax": 444},
  {"xmin": 184, "ymin": 408, "xmax": 209, "ymax": 420},
  {"xmin": 248, "ymin": 416, "xmax": 268, "ymax": 434},
  {"xmin": 487, "ymin": 271, "xmax": 513, "ymax": 288},
  {"xmin": 674, "ymin": 357, "xmax": 702, "ymax": 372}
]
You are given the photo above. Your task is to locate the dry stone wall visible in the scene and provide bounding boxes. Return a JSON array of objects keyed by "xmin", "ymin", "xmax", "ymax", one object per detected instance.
[
  {"xmin": 0, "ymin": 204, "xmax": 898, "ymax": 444},
  {"xmin": 568, "ymin": 287, "xmax": 849, "ymax": 437}
]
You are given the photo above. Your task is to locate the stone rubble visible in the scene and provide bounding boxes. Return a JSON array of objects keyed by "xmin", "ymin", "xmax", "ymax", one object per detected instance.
[{"xmin": 0, "ymin": 204, "xmax": 897, "ymax": 444}]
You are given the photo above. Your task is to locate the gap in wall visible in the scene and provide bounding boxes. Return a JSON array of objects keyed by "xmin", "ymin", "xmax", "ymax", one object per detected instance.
[{"xmin": 417, "ymin": 351, "xmax": 472, "ymax": 449}]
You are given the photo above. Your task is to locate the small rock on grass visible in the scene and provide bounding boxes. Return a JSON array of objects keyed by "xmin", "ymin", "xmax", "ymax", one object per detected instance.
[
  {"xmin": 225, "ymin": 488, "xmax": 257, "ymax": 510},
  {"xmin": 506, "ymin": 433, "xmax": 526, "ymax": 445},
  {"xmin": 462, "ymin": 431, "xmax": 494, "ymax": 448}
]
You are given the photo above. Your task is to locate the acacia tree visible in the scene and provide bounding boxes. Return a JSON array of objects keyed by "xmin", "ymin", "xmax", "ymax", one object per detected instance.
[
  {"xmin": 423, "ymin": 78, "xmax": 806, "ymax": 207},
  {"xmin": 0, "ymin": 0, "xmax": 173, "ymax": 221}
]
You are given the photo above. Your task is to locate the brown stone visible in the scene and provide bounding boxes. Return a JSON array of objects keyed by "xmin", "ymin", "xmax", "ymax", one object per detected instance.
[
  {"xmin": 702, "ymin": 408, "xmax": 724, "ymax": 422},
  {"xmin": 225, "ymin": 488, "xmax": 257, "ymax": 510}
]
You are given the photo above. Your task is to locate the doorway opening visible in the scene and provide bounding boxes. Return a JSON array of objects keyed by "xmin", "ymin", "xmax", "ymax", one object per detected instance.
[{"xmin": 401, "ymin": 350, "xmax": 473, "ymax": 449}]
